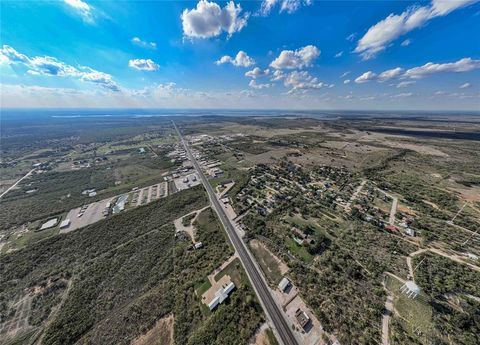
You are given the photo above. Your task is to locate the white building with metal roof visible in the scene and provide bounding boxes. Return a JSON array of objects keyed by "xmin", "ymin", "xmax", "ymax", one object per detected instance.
[
  {"xmin": 207, "ymin": 282, "xmax": 236, "ymax": 311},
  {"xmin": 278, "ymin": 277, "xmax": 291, "ymax": 292}
]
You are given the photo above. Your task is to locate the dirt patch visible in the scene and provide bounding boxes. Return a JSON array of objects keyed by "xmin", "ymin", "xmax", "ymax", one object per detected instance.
[
  {"xmin": 376, "ymin": 140, "xmax": 448, "ymax": 157},
  {"xmin": 249, "ymin": 323, "xmax": 273, "ymax": 345},
  {"xmin": 221, "ymin": 124, "xmax": 327, "ymax": 138},
  {"xmin": 0, "ymin": 289, "xmax": 40, "ymax": 341},
  {"xmin": 131, "ymin": 314, "xmax": 174, "ymax": 345},
  {"xmin": 216, "ymin": 181, "xmax": 235, "ymax": 196},
  {"xmin": 173, "ymin": 206, "xmax": 209, "ymax": 243},
  {"xmin": 397, "ymin": 202, "xmax": 418, "ymax": 216},
  {"xmin": 422, "ymin": 199, "xmax": 439, "ymax": 209},
  {"xmin": 322, "ymin": 141, "xmax": 386, "ymax": 154},
  {"xmin": 282, "ymin": 294, "xmax": 329, "ymax": 345},
  {"xmin": 450, "ymin": 186, "xmax": 480, "ymax": 202},
  {"xmin": 246, "ymin": 148, "xmax": 296, "ymax": 165}
]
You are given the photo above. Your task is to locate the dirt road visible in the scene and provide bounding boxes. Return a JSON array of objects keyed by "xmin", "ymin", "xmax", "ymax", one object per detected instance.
[
  {"xmin": 381, "ymin": 294, "xmax": 394, "ymax": 345},
  {"xmin": 344, "ymin": 180, "xmax": 366, "ymax": 212},
  {"xmin": 0, "ymin": 168, "xmax": 36, "ymax": 199}
]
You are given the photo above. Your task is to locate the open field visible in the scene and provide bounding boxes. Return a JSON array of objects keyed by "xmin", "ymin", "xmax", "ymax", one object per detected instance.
[
  {"xmin": 385, "ymin": 275, "xmax": 434, "ymax": 339},
  {"xmin": 249, "ymin": 239, "xmax": 288, "ymax": 285}
]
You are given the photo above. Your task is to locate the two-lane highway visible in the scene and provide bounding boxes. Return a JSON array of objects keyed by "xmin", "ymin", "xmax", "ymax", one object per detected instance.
[{"xmin": 173, "ymin": 121, "xmax": 298, "ymax": 345}]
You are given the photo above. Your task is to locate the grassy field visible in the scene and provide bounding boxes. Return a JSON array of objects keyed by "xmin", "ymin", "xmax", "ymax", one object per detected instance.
[
  {"xmin": 285, "ymin": 237, "xmax": 314, "ymax": 262},
  {"xmin": 195, "ymin": 280, "xmax": 212, "ymax": 297},
  {"xmin": 214, "ymin": 258, "xmax": 245, "ymax": 287},
  {"xmin": 385, "ymin": 275, "xmax": 434, "ymax": 338},
  {"xmin": 249, "ymin": 240, "xmax": 284, "ymax": 285},
  {"xmin": 284, "ymin": 214, "xmax": 323, "ymax": 232}
]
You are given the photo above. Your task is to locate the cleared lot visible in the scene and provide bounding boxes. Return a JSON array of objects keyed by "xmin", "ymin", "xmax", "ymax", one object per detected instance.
[
  {"xmin": 60, "ymin": 198, "xmax": 113, "ymax": 234},
  {"xmin": 59, "ymin": 181, "xmax": 173, "ymax": 234},
  {"xmin": 174, "ymin": 173, "xmax": 200, "ymax": 191}
]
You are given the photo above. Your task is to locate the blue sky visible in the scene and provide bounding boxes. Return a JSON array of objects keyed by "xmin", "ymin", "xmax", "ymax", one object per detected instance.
[{"xmin": 1, "ymin": 0, "xmax": 479, "ymax": 110}]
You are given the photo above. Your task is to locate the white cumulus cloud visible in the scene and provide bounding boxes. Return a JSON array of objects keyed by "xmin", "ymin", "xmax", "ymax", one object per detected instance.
[
  {"xmin": 355, "ymin": 0, "xmax": 478, "ymax": 59},
  {"xmin": 128, "ymin": 59, "xmax": 160, "ymax": 71},
  {"xmin": 215, "ymin": 51, "xmax": 255, "ymax": 67},
  {"xmin": 282, "ymin": 70, "xmax": 324, "ymax": 93},
  {"xmin": 355, "ymin": 71, "xmax": 377, "ymax": 83},
  {"xmin": 0, "ymin": 45, "xmax": 120, "ymax": 91},
  {"xmin": 271, "ymin": 70, "xmax": 285, "ymax": 81},
  {"xmin": 181, "ymin": 0, "xmax": 249, "ymax": 39},
  {"xmin": 270, "ymin": 45, "xmax": 320, "ymax": 69},
  {"xmin": 80, "ymin": 70, "xmax": 120, "ymax": 91},
  {"xmin": 404, "ymin": 58, "xmax": 480, "ymax": 78},
  {"xmin": 245, "ymin": 67, "xmax": 270, "ymax": 78},
  {"xmin": 343, "ymin": 79, "xmax": 351, "ymax": 84},
  {"xmin": 378, "ymin": 67, "xmax": 404, "ymax": 82},
  {"xmin": 354, "ymin": 57, "xmax": 480, "ymax": 84},
  {"xmin": 249, "ymin": 80, "xmax": 272, "ymax": 89},
  {"xmin": 460, "ymin": 82, "xmax": 472, "ymax": 89}
]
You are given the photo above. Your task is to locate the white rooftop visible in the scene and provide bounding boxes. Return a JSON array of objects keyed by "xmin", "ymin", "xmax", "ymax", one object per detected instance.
[
  {"xmin": 208, "ymin": 296, "xmax": 221, "ymax": 310},
  {"xmin": 40, "ymin": 218, "xmax": 58, "ymax": 230},
  {"xmin": 59, "ymin": 219, "xmax": 70, "ymax": 228},
  {"xmin": 224, "ymin": 282, "xmax": 235, "ymax": 295},
  {"xmin": 208, "ymin": 282, "xmax": 236, "ymax": 311},
  {"xmin": 278, "ymin": 277, "xmax": 291, "ymax": 292},
  {"xmin": 401, "ymin": 280, "xmax": 421, "ymax": 299},
  {"xmin": 405, "ymin": 281, "xmax": 421, "ymax": 293}
]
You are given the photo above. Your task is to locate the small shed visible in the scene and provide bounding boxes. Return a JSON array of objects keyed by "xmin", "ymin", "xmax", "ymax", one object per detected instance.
[{"xmin": 278, "ymin": 277, "xmax": 291, "ymax": 292}]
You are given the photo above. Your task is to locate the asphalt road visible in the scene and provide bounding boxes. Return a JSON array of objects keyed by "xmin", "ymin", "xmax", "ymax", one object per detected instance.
[{"xmin": 173, "ymin": 122, "xmax": 298, "ymax": 345}]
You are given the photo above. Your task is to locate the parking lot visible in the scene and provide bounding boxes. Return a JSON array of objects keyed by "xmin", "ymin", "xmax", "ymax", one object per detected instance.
[
  {"xmin": 132, "ymin": 182, "xmax": 168, "ymax": 206},
  {"xmin": 60, "ymin": 197, "xmax": 113, "ymax": 234}
]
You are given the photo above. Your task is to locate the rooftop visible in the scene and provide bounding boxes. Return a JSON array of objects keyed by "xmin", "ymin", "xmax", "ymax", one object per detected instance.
[
  {"xmin": 207, "ymin": 281, "xmax": 236, "ymax": 311},
  {"xmin": 40, "ymin": 218, "xmax": 58, "ymax": 230},
  {"xmin": 278, "ymin": 277, "xmax": 291, "ymax": 292}
]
